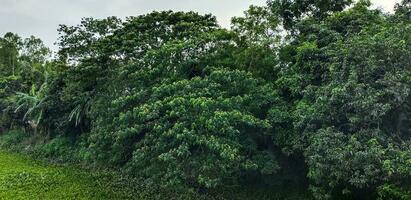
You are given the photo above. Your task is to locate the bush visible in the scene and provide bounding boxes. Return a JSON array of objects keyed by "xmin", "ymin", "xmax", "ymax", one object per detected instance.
[{"xmin": 0, "ymin": 130, "xmax": 29, "ymax": 150}]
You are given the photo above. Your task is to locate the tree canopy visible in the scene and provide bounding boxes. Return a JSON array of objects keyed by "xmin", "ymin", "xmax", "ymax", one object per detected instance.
[{"xmin": 1, "ymin": 1, "xmax": 411, "ymax": 199}]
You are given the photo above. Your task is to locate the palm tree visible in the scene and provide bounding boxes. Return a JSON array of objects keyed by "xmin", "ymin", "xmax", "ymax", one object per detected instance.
[{"xmin": 14, "ymin": 77, "xmax": 48, "ymax": 133}]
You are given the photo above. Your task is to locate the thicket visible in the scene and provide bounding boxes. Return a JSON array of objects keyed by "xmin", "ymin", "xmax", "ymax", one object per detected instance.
[{"xmin": 1, "ymin": 0, "xmax": 411, "ymax": 199}]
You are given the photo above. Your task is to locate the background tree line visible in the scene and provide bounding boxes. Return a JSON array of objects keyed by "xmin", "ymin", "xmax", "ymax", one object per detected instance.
[{"xmin": 1, "ymin": 0, "xmax": 411, "ymax": 199}]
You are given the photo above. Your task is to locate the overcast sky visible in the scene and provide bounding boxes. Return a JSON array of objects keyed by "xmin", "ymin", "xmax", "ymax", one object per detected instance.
[{"xmin": 0, "ymin": 0, "xmax": 401, "ymax": 51}]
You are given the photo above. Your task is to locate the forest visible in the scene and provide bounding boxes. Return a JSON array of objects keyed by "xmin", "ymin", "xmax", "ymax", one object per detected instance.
[{"xmin": 1, "ymin": 0, "xmax": 411, "ymax": 199}]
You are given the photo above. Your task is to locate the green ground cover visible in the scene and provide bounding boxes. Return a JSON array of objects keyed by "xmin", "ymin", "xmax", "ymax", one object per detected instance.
[{"xmin": 0, "ymin": 150, "xmax": 161, "ymax": 200}]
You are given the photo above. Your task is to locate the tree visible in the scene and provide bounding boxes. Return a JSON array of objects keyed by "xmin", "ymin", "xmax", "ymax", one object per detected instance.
[
  {"xmin": 0, "ymin": 33, "xmax": 21, "ymax": 76},
  {"xmin": 268, "ymin": 0, "xmax": 354, "ymax": 31},
  {"xmin": 272, "ymin": 1, "xmax": 411, "ymax": 198}
]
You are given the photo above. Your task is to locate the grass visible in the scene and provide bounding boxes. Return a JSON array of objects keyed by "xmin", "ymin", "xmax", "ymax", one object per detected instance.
[{"xmin": 0, "ymin": 150, "xmax": 132, "ymax": 199}]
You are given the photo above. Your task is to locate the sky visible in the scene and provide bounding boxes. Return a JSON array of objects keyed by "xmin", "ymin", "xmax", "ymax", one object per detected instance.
[{"xmin": 0, "ymin": 0, "xmax": 402, "ymax": 51}]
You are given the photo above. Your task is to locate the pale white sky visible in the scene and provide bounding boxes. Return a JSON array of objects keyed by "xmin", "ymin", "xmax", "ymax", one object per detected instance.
[
  {"xmin": 0, "ymin": 0, "xmax": 401, "ymax": 50},
  {"xmin": 371, "ymin": 0, "xmax": 400, "ymax": 11}
]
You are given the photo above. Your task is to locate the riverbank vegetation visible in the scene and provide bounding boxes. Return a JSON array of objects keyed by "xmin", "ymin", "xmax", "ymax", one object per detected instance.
[{"xmin": 1, "ymin": 0, "xmax": 411, "ymax": 199}]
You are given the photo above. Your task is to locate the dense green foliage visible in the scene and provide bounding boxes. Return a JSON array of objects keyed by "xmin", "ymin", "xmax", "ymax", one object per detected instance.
[
  {"xmin": 0, "ymin": 131, "xmax": 310, "ymax": 199},
  {"xmin": 2, "ymin": 0, "xmax": 411, "ymax": 199}
]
